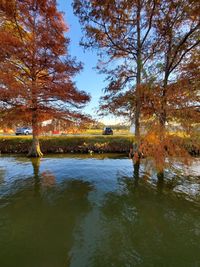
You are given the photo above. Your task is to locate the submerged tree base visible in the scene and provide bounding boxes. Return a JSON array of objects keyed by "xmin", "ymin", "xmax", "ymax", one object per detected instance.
[
  {"xmin": 27, "ymin": 140, "xmax": 43, "ymax": 158},
  {"xmin": 133, "ymin": 161, "xmax": 140, "ymax": 179},
  {"xmin": 157, "ymin": 171, "xmax": 164, "ymax": 180}
]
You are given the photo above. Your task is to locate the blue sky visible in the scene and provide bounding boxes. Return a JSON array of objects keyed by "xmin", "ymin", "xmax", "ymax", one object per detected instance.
[
  {"xmin": 57, "ymin": 0, "xmax": 111, "ymax": 123},
  {"xmin": 57, "ymin": 0, "xmax": 123, "ymax": 125}
]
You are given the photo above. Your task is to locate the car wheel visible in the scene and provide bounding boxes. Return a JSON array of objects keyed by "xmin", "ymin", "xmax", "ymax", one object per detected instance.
[{"xmin": 24, "ymin": 131, "xmax": 29, "ymax": 135}]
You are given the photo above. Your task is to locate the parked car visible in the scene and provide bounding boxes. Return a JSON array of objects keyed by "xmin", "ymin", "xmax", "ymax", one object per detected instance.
[
  {"xmin": 15, "ymin": 127, "xmax": 33, "ymax": 135},
  {"xmin": 102, "ymin": 127, "xmax": 113, "ymax": 135}
]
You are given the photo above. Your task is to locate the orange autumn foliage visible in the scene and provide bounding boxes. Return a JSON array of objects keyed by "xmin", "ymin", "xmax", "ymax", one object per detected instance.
[{"xmin": 0, "ymin": 0, "xmax": 91, "ymax": 156}]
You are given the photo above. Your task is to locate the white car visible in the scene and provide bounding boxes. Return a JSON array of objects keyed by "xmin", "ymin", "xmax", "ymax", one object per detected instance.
[{"xmin": 15, "ymin": 127, "xmax": 33, "ymax": 135}]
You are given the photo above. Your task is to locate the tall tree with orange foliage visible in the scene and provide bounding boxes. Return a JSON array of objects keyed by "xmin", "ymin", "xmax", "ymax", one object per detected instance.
[
  {"xmin": 73, "ymin": 0, "xmax": 159, "ymax": 163},
  {"xmin": 154, "ymin": 0, "xmax": 200, "ymax": 132},
  {"xmin": 139, "ymin": 0, "xmax": 200, "ymax": 175},
  {"xmin": 74, "ymin": 0, "xmax": 199, "ymax": 174},
  {"xmin": 0, "ymin": 0, "xmax": 90, "ymax": 157}
]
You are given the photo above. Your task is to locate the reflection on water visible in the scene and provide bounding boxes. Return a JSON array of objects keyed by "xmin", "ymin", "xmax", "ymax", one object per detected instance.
[{"xmin": 0, "ymin": 155, "xmax": 199, "ymax": 267}]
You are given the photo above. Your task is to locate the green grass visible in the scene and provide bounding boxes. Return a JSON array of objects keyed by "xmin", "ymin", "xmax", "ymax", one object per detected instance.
[
  {"xmin": 0, "ymin": 135, "xmax": 135, "ymax": 154},
  {"xmin": 0, "ymin": 134, "xmax": 199, "ymax": 155},
  {"xmin": 84, "ymin": 129, "xmax": 130, "ymax": 135}
]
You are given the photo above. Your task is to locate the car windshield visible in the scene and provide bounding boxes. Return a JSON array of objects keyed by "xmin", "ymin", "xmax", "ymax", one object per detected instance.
[{"xmin": 17, "ymin": 127, "xmax": 30, "ymax": 130}]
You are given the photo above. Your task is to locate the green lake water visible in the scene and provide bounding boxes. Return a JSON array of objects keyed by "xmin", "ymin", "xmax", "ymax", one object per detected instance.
[{"xmin": 0, "ymin": 155, "xmax": 200, "ymax": 267}]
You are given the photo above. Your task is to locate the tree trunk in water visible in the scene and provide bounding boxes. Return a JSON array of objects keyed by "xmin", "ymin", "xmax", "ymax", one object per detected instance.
[
  {"xmin": 28, "ymin": 111, "xmax": 43, "ymax": 157},
  {"xmin": 157, "ymin": 117, "xmax": 166, "ymax": 178},
  {"xmin": 157, "ymin": 78, "xmax": 168, "ymax": 178},
  {"xmin": 133, "ymin": 2, "xmax": 142, "ymax": 166},
  {"xmin": 134, "ymin": 84, "xmax": 141, "ymax": 167},
  {"xmin": 157, "ymin": 171, "xmax": 164, "ymax": 181},
  {"xmin": 133, "ymin": 160, "xmax": 140, "ymax": 179},
  {"xmin": 28, "ymin": 136, "xmax": 43, "ymax": 157},
  {"xmin": 157, "ymin": 172, "xmax": 164, "ymax": 193}
]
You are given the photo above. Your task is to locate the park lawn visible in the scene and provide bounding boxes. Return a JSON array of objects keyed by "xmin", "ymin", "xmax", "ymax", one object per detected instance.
[{"xmin": 84, "ymin": 129, "xmax": 130, "ymax": 135}]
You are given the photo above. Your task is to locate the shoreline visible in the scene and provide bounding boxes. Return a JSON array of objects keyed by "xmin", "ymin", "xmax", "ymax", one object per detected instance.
[
  {"xmin": 0, "ymin": 136, "xmax": 199, "ymax": 156},
  {"xmin": 0, "ymin": 136, "xmax": 133, "ymax": 155}
]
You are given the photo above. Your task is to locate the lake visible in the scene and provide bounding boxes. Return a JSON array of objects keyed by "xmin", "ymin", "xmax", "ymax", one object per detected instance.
[{"xmin": 0, "ymin": 155, "xmax": 200, "ymax": 267}]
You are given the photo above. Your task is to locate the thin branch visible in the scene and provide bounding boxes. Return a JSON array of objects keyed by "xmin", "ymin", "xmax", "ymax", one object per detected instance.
[
  {"xmin": 141, "ymin": 0, "xmax": 156, "ymax": 46},
  {"xmin": 170, "ymin": 40, "xmax": 200, "ymax": 74},
  {"xmin": 168, "ymin": 23, "xmax": 200, "ymax": 71}
]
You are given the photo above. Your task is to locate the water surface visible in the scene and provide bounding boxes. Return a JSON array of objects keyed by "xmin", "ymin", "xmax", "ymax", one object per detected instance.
[{"xmin": 0, "ymin": 155, "xmax": 200, "ymax": 267}]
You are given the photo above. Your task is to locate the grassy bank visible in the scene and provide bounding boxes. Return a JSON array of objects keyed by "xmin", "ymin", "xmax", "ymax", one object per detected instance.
[
  {"xmin": 0, "ymin": 135, "xmax": 134, "ymax": 154},
  {"xmin": 0, "ymin": 135, "xmax": 199, "ymax": 155}
]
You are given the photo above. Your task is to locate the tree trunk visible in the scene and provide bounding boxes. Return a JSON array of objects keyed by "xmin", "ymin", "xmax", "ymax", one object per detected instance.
[
  {"xmin": 133, "ymin": 160, "xmax": 140, "ymax": 179},
  {"xmin": 157, "ymin": 76, "xmax": 168, "ymax": 177},
  {"xmin": 132, "ymin": 1, "xmax": 142, "ymax": 170},
  {"xmin": 28, "ymin": 111, "xmax": 43, "ymax": 157},
  {"xmin": 158, "ymin": 113, "xmax": 166, "ymax": 178},
  {"xmin": 28, "ymin": 135, "xmax": 43, "ymax": 157},
  {"xmin": 159, "ymin": 79, "xmax": 167, "ymax": 132},
  {"xmin": 135, "ymin": 84, "xmax": 141, "ymax": 148}
]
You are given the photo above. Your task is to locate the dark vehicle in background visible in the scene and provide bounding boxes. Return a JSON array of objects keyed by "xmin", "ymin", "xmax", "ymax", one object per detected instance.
[
  {"xmin": 15, "ymin": 127, "xmax": 33, "ymax": 135},
  {"xmin": 102, "ymin": 127, "xmax": 113, "ymax": 135}
]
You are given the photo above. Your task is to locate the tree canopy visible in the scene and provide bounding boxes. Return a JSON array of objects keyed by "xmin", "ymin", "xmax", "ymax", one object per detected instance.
[
  {"xmin": 0, "ymin": 0, "xmax": 90, "ymax": 156},
  {"xmin": 73, "ymin": 0, "xmax": 200, "ymax": 172}
]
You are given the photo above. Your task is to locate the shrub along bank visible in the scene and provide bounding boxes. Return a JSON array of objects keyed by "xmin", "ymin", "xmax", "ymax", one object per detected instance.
[
  {"xmin": 0, "ymin": 136, "xmax": 134, "ymax": 154},
  {"xmin": 0, "ymin": 135, "xmax": 199, "ymax": 155}
]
